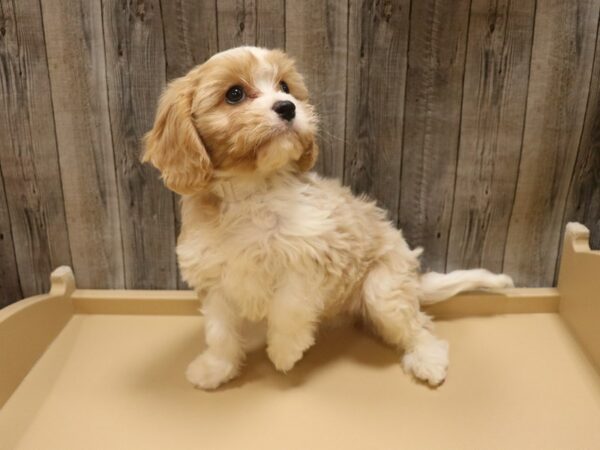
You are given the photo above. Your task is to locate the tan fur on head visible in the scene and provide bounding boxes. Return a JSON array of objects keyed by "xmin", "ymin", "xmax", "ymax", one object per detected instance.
[{"xmin": 143, "ymin": 47, "xmax": 319, "ymax": 195}]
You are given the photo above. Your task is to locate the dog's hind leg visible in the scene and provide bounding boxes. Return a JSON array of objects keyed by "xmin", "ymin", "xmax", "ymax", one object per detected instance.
[{"xmin": 361, "ymin": 257, "xmax": 449, "ymax": 386}]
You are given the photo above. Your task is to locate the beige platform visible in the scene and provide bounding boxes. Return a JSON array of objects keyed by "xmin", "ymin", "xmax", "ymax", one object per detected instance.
[{"xmin": 1, "ymin": 223, "xmax": 599, "ymax": 450}]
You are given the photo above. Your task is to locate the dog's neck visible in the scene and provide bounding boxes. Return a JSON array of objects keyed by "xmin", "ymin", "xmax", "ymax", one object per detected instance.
[
  {"xmin": 211, "ymin": 177, "xmax": 266, "ymax": 203},
  {"xmin": 210, "ymin": 169, "xmax": 299, "ymax": 203}
]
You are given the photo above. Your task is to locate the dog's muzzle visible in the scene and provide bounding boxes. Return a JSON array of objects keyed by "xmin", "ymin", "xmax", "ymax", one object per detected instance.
[{"xmin": 272, "ymin": 100, "xmax": 296, "ymax": 122}]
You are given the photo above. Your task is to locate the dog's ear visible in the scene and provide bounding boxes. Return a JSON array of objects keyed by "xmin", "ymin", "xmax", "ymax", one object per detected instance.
[
  {"xmin": 142, "ymin": 76, "xmax": 212, "ymax": 195},
  {"xmin": 296, "ymin": 139, "xmax": 319, "ymax": 172}
]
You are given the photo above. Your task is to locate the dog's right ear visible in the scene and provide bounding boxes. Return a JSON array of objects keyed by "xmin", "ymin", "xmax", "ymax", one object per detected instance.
[{"xmin": 142, "ymin": 75, "xmax": 212, "ymax": 195}]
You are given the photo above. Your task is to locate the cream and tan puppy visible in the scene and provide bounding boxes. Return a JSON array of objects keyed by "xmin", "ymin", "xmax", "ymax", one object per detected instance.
[{"xmin": 143, "ymin": 47, "xmax": 513, "ymax": 389}]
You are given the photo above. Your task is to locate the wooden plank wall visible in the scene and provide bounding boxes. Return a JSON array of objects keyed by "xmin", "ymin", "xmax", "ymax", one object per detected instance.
[{"xmin": 1, "ymin": 0, "xmax": 599, "ymax": 305}]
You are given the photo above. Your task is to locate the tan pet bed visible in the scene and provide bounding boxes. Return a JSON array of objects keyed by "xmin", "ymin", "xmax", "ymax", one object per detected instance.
[{"xmin": 1, "ymin": 223, "xmax": 599, "ymax": 450}]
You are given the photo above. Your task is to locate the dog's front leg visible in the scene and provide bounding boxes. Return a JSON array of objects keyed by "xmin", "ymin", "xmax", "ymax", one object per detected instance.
[
  {"xmin": 267, "ymin": 275, "xmax": 321, "ymax": 372},
  {"xmin": 186, "ymin": 290, "xmax": 244, "ymax": 389}
]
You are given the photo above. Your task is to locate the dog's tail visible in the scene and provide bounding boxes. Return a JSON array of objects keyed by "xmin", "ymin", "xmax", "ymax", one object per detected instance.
[{"xmin": 419, "ymin": 269, "xmax": 514, "ymax": 305}]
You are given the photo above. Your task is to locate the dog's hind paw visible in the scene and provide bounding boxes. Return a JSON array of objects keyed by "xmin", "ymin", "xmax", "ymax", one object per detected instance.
[{"xmin": 402, "ymin": 337, "xmax": 449, "ymax": 386}]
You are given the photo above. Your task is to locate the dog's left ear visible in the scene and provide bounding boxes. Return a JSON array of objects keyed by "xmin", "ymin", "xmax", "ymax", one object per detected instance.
[
  {"xmin": 296, "ymin": 140, "xmax": 319, "ymax": 172},
  {"xmin": 142, "ymin": 73, "xmax": 212, "ymax": 195}
]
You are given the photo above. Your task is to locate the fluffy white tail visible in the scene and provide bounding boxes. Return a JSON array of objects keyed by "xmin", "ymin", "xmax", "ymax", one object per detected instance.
[{"xmin": 419, "ymin": 269, "xmax": 514, "ymax": 305}]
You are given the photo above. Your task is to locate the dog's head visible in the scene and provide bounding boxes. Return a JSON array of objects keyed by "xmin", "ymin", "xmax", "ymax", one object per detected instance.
[{"xmin": 142, "ymin": 47, "xmax": 318, "ymax": 195}]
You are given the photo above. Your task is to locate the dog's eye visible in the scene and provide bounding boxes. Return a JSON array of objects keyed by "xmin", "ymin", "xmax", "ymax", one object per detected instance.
[
  {"xmin": 279, "ymin": 81, "xmax": 290, "ymax": 94},
  {"xmin": 225, "ymin": 86, "xmax": 245, "ymax": 104}
]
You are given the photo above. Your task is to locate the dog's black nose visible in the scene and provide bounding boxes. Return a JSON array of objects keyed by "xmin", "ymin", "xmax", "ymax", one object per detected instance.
[{"xmin": 272, "ymin": 100, "xmax": 296, "ymax": 121}]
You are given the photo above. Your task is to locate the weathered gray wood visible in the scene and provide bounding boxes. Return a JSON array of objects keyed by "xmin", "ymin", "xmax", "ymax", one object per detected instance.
[
  {"xmin": 397, "ymin": 0, "xmax": 470, "ymax": 270},
  {"xmin": 160, "ymin": 0, "xmax": 218, "ymax": 80},
  {"xmin": 345, "ymin": 0, "xmax": 410, "ymax": 221},
  {"xmin": 2, "ymin": 0, "xmax": 600, "ymax": 306},
  {"xmin": 160, "ymin": 0, "xmax": 219, "ymax": 289},
  {"xmin": 563, "ymin": 131, "xmax": 600, "ymax": 247},
  {"xmin": 446, "ymin": 0, "xmax": 535, "ymax": 273},
  {"xmin": 217, "ymin": 0, "xmax": 257, "ymax": 50},
  {"xmin": 256, "ymin": 0, "xmax": 285, "ymax": 49},
  {"xmin": 0, "ymin": 0, "xmax": 72, "ymax": 297},
  {"xmin": 565, "ymin": 141, "xmax": 600, "ymax": 251},
  {"xmin": 287, "ymin": 0, "xmax": 348, "ymax": 179},
  {"xmin": 0, "ymin": 172, "xmax": 21, "ymax": 306},
  {"xmin": 504, "ymin": 0, "xmax": 600, "ymax": 286},
  {"xmin": 102, "ymin": 0, "xmax": 177, "ymax": 289},
  {"xmin": 40, "ymin": 0, "xmax": 124, "ymax": 289},
  {"xmin": 562, "ymin": 22, "xmax": 600, "ymax": 258}
]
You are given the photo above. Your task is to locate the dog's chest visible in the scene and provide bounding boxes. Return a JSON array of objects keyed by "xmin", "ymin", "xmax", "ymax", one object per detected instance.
[
  {"xmin": 220, "ymin": 183, "xmax": 332, "ymax": 248},
  {"xmin": 178, "ymin": 179, "xmax": 340, "ymax": 320},
  {"xmin": 185, "ymin": 187, "xmax": 333, "ymax": 320},
  {"xmin": 220, "ymin": 201, "xmax": 300, "ymax": 319}
]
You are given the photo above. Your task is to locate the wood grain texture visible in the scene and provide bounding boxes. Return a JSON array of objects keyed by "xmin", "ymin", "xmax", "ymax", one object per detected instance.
[
  {"xmin": 562, "ymin": 20, "xmax": 600, "ymax": 255},
  {"xmin": 287, "ymin": 0, "xmax": 348, "ymax": 178},
  {"xmin": 344, "ymin": 0, "xmax": 409, "ymax": 218},
  {"xmin": 397, "ymin": 0, "xmax": 470, "ymax": 270},
  {"xmin": 160, "ymin": 0, "xmax": 219, "ymax": 289},
  {"xmin": 256, "ymin": 0, "xmax": 285, "ymax": 49},
  {"xmin": 503, "ymin": 0, "xmax": 600, "ymax": 286},
  {"xmin": 0, "ymin": 0, "xmax": 71, "ymax": 297},
  {"xmin": 0, "ymin": 172, "xmax": 21, "ymax": 306},
  {"xmin": 217, "ymin": 0, "xmax": 257, "ymax": 50},
  {"xmin": 562, "ymin": 133, "xmax": 600, "ymax": 249},
  {"xmin": 3, "ymin": 0, "xmax": 600, "ymax": 306},
  {"xmin": 40, "ymin": 0, "xmax": 123, "ymax": 289},
  {"xmin": 102, "ymin": 0, "xmax": 177, "ymax": 289},
  {"xmin": 446, "ymin": 0, "xmax": 535, "ymax": 273},
  {"xmin": 160, "ymin": 0, "xmax": 218, "ymax": 80}
]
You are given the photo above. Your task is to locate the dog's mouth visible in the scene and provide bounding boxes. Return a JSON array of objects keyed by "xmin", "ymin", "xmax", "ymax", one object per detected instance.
[
  {"xmin": 257, "ymin": 123, "xmax": 297, "ymax": 146},
  {"xmin": 274, "ymin": 119, "xmax": 297, "ymax": 133}
]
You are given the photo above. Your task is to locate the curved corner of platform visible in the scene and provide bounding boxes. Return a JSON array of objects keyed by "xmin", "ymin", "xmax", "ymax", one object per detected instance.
[
  {"xmin": 558, "ymin": 222, "xmax": 600, "ymax": 374},
  {"xmin": 564, "ymin": 222, "xmax": 599, "ymax": 255},
  {"xmin": 0, "ymin": 267, "xmax": 76, "ymax": 408},
  {"xmin": 49, "ymin": 266, "xmax": 77, "ymax": 298}
]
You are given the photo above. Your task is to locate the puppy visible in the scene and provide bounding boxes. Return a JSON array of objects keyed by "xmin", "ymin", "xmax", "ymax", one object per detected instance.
[{"xmin": 142, "ymin": 47, "xmax": 513, "ymax": 389}]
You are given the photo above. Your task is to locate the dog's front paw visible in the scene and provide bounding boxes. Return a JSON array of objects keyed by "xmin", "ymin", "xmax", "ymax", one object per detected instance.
[
  {"xmin": 267, "ymin": 330, "xmax": 315, "ymax": 372},
  {"xmin": 402, "ymin": 338, "xmax": 449, "ymax": 386},
  {"xmin": 186, "ymin": 352, "xmax": 238, "ymax": 389},
  {"xmin": 267, "ymin": 344, "xmax": 303, "ymax": 373}
]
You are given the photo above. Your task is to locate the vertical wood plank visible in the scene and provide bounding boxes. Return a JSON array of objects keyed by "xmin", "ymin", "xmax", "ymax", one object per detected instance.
[
  {"xmin": 0, "ymin": 172, "xmax": 22, "ymax": 306},
  {"xmin": 504, "ymin": 0, "xmax": 600, "ymax": 286},
  {"xmin": 285, "ymin": 0, "xmax": 348, "ymax": 178},
  {"xmin": 286, "ymin": 0, "xmax": 348, "ymax": 179},
  {"xmin": 446, "ymin": 0, "xmax": 535, "ymax": 273},
  {"xmin": 160, "ymin": 0, "xmax": 218, "ymax": 80},
  {"xmin": 103, "ymin": 0, "xmax": 177, "ymax": 289},
  {"xmin": 256, "ymin": 0, "xmax": 285, "ymax": 49},
  {"xmin": 0, "ymin": 0, "xmax": 72, "ymax": 297},
  {"xmin": 217, "ymin": 0, "xmax": 257, "ymax": 50},
  {"xmin": 562, "ymin": 20, "xmax": 600, "ymax": 255},
  {"xmin": 160, "ymin": 0, "xmax": 219, "ymax": 289},
  {"xmin": 563, "ymin": 124, "xmax": 600, "ymax": 247},
  {"xmin": 397, "ymin": 0, "xmax": 470, "ymax": 270},
  {"xmin": 41, "ymin": 0, "xmax": 124, "ymax": 289},
  {"xmin": 345, "ymin": 0, "xmax": 410, "ymax": 221}
]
